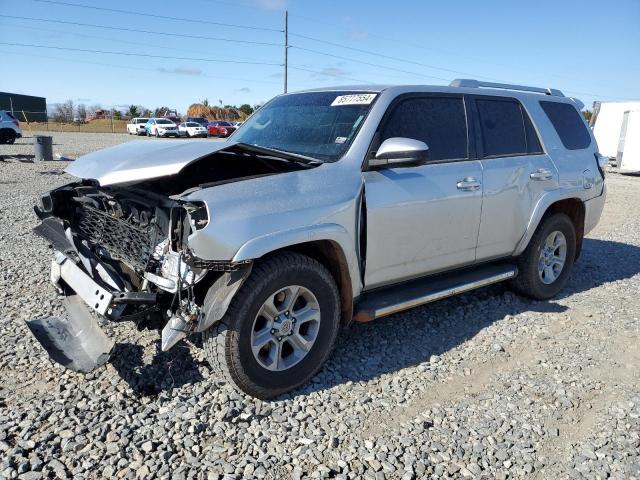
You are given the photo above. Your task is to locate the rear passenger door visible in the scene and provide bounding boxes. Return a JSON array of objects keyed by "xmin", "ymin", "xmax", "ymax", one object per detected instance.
[
  {"xmin": 471, "ymin": 96, "xmax": 559, "ymax": 260},
  {"xmin": 363, "ymin": 94, "xmax": 483, "ymax": 288}
]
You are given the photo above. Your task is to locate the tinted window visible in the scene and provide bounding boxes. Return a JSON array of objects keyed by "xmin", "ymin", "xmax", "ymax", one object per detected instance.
[
  {"xmin": 381, "ymin": 97, "xmax": 468, "ymax": 161},
  {"xmin": 476, "ymin": 99, "xmax": 529, "ymax": 157},
  {"xmin": 540, "ymin": 101, "xmax": 591, "ymax": 150},
  {"xmin": 523, "ymin": 111, "xmax": 543, "ymax": 154}
]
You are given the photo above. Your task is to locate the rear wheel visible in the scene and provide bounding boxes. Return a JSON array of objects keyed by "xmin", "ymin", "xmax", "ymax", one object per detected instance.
[
  {"xmin": 0, "ymin": 129, "xmax": 16, "ymax": 144},
  {"xmin": 510, "ymin": 213, "xmax": 576, "ymax": 300},
  {"xmin": 202, "ymin": 252, "xmax": 341, "ymax": 399}
]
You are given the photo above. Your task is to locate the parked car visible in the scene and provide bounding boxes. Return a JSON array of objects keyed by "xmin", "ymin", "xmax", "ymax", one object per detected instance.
[
  {"xmin": 144, "ymin": 118, "xmax": 179, "ymax": 138},
  {"xmin": 163, "ymin": 115, "xmax": 182, "ymax": 125},
  {"xmin": 187, "ymin": 117, "xmax": 209, "ymax": 127},
  {"xmin": 28, "ymin": 80, "xmax": 607, "ymax": 399},
  {"xmin": 126, "ymin": 117, "xmax": 149, "ymax": 135},
  {"xmin": 178, "ymin": 121, "xmax": 208, "ymax": 138},
  {"xmin": 207, "ymin": 121, "xmax": 237, "ymax": 137},
  {"xmin": 0, "ymin": 110, "xmax": 22, "ymax": 144}
]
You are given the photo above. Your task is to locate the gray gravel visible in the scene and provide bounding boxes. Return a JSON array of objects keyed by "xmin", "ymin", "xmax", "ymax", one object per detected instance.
[
  {"xmin": 1, "ymin": 130, "xmax": 219, "ymax": 160},
  {"xmin": 1, "ymin": 142, "xmax": 639, "ymax": 479}
]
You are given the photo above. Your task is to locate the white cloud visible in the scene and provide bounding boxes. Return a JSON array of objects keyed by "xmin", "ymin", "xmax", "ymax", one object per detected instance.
[
  {"xmin": 157, "ymin": 67, "xmax": 203, "ymax": 76},
  {"xmin": 349, "ymin": 31, "xmax": 369, "ymax": 41}
]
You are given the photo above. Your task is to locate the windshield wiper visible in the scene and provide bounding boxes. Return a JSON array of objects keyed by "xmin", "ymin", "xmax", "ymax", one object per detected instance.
[{"xmin": 229, "ymin": 143, "xmax": 322, "ymax": 165}]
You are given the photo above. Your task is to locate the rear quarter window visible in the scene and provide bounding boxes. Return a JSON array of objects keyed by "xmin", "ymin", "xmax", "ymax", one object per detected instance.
[{"xmin": 540, "ymin": 101, "xmax": 591, "ymax": 150}]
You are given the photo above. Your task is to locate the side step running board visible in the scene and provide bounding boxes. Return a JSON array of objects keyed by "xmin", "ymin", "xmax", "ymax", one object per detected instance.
[{"xmin": 353, "ymin": 263, "xmax": 517, "ymax": 322}]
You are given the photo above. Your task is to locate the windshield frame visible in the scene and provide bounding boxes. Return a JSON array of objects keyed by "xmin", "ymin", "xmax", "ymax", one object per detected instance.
[{"xmin": 230, "ymin": 90, "xmax": 379, "ymax": 163}]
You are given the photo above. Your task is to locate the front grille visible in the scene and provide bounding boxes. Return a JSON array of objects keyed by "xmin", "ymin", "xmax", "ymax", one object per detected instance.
[{"xmin": 74, "ymin": 205, "xmax": 158, "ymax": 271}]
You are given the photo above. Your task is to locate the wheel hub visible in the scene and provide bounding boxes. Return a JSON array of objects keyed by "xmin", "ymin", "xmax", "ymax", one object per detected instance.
[{"xmin": 251, "ymin": 285, "xmax": 321, "ymax": 371}]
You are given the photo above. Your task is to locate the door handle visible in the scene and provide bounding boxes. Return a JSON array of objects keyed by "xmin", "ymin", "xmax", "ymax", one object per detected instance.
[
  {"xmin": 530, "ymin": 168, "xmax": 553, "ymax": 181},
  {"xmin": 456, "ymin": 177, "xmax": 481, "ymax": 191}
]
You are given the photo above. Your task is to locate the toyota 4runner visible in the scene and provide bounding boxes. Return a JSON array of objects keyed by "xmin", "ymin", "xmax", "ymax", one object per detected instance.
[{"xmin": 28, "ymin": 80, "xmax": 607, "ymax": 398}]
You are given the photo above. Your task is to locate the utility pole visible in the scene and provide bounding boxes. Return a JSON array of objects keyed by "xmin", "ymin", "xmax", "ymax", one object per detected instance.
[{"xmin": 284, "ymin": 10, "xmax": 288, "ymax": 93}]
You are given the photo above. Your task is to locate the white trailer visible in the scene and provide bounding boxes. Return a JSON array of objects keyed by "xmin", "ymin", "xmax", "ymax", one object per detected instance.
[
  {"xmin": 617, "ymin": 110, "xmax": 640, "ymax": 174},
  {"xmin": 591, "ymin": 101, "xmax": 640, "ymax": 160}
]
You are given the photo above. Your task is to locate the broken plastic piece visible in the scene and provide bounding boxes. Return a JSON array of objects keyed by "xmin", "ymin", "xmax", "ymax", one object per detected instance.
[{"xmin": 26, "ymin": 295, "xmax": 114, "ymax": 373}]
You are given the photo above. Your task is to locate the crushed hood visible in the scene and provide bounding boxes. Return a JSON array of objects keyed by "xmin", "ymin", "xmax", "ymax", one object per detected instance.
[{"xmin": 65, "ymin": 140, "xmax": 230, "ymax": 186}]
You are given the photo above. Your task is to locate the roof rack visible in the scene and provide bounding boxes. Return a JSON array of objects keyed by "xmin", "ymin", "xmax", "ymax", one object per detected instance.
[{"xmin": 450, "ymin": 79, "xmax": 564, "ymax": 97}]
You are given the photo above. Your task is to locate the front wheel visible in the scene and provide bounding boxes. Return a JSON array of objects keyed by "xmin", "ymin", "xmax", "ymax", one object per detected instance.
[
  {"xmin": 202, "ymin": 252, "xmax": 340, "ymax": 399},
  {"xmin": 510, "ymin": 213, "xmax": 576, "ymax": 300}
]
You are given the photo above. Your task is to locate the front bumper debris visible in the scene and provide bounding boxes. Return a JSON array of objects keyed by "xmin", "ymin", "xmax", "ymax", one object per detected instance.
[{"xmin": 26, "ymin": 295, "xmax": 114, "ymax": 373}]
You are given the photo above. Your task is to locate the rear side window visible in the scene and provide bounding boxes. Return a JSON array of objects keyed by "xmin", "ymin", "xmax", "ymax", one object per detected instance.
[
  {"xmin": 540, "ymin": 101, "xmax": 591, "ymax": 150},
  {"xmin": 475, "ymin": 98, "xmax": 542, "ymax": 157},
  {"xmin": 381, "ymin": 96, "xmax": 468, "ymax": 161}
]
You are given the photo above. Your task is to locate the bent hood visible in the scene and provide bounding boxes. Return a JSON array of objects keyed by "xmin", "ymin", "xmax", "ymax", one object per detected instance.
[{"xmin": 65, "ymin": 140, "xmax": 229, "ymax": 186}]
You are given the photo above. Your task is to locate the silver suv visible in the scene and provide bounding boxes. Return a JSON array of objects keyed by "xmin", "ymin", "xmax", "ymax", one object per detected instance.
[
  {"xmin": 28, "ymin": 80, "xmax": 606, "ymax": 398},
  {"xmin": 0, "ymin": 110, "xmax": 22, "ymax": 144}
]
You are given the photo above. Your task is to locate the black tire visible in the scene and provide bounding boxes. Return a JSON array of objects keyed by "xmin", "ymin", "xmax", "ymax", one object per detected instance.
[
  {"xmin": 510, "ymin": 213, "xmax": 576, "ymax": 300},
  {"xmin": 202, "ymin": 252, "xmax": 341, "ymax": 399},
  {"xmin": 0, "ymin": 129, "xmax": 16, "ymax": 144}
]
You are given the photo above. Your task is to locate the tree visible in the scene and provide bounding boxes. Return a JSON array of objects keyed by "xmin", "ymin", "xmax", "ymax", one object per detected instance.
[
  {"xmin": 76, "ymin": 103, "xmax": 87, "ymax": 121},
  {"xmin": 88, "ymin": 104, "xmax": 103, "ymax": 116},
  {"xmin": 53, "ymin": 100, "xmax": 74, "ymax": 122},
  {"xmin": 154, "ymin": 106, "xmax": 171, "ymax": 117},
  {"xmin": 126, "ymin": 105, "xmax": 140, "ymax": 117},
  {"xmin": 239, "ymin": 104, "xmax": 254, "ymax": 116},
  {"xmin": 113, "ymin": 109, "xmax": 122, "ymax": 120},
  {"xmin": 141, "ymin": 108, "xmax": 153, "ymax": 117},
  {"xmin": 201, "ymin": 98, "xmax": 209, "ymax": 107}
]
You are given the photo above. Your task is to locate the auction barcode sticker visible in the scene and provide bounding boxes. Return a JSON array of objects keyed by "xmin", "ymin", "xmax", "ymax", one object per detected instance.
[{"xmin": 331, "ymin": 93, "xmax": 377, "ymax": 106}]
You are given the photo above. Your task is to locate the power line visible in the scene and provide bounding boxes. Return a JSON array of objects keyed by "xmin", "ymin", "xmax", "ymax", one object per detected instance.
[
  {"xmin": 288, "ymin": 65, "xmax": 372, "ymax": 84},
  {"xmin": 290, "ymin": 45, "xmax": 450, "ymax": 82},
  {"xmin": 0, "ymin": 15, "xmax": 283, "ymax": 47},
  {"xmin": 289, "ymin": 32, "xmax": 500, "ymax": 81},
  {"xmin": 31, "ymin": 0, "xmax": 283, "ymax": 32},
  {"xmin": 0, "ymin": 49, "xmax": 282, "ymax": 85},
  {"xmin": 0, "ymin": 42, "xmax": 283, "ymax": 66},
  {"xmin": 0, "ymin": 21, "xmax": 277, "ymax": 63}
]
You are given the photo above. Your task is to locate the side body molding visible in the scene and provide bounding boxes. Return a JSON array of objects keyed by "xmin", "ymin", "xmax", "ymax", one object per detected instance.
[
  {"xmin": 232, "ymin": 223, "xmax": 362, "ymax": 297},
  {"xmin": 512, "ymin": 188, "xmax": 586, "ymax": 256}
]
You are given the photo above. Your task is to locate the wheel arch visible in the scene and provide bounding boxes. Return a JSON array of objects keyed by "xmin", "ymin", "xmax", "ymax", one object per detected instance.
[
  {"xmin": 233, "ymin": 225, "xmax": 361, "ymax": 325},
  {"xmin": 515, "ymin": 195, "xmax": 586, "ymax": 259}
]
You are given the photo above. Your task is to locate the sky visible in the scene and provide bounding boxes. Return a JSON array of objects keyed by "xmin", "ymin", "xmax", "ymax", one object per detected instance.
[{"xmin": 1, "ymin": 0, "xmax": 639, "ymax": 114}]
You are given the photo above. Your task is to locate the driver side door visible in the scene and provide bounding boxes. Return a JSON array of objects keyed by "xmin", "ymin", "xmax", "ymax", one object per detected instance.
[{"xmin": 362, "ymin": 94, "xmax": 483, "ymax": 289}]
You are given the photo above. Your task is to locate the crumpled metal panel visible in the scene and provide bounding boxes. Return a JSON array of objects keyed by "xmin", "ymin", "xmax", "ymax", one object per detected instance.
[{"xmin": 65, "ymin": 139, "xmax": 229, "ymax": 186}]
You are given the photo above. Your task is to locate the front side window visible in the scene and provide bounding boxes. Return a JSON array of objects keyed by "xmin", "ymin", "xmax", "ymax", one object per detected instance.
[
  {"xmin": 232, "ymin": 91, "xmax": 376, "ymax": 162},
  {"xmin": 380, "ymin": 96, "xmax": 468, "ymax": 162},
  {"xmin": 540, "ymin": 101, "xmax": 591, "ymax": 150}
]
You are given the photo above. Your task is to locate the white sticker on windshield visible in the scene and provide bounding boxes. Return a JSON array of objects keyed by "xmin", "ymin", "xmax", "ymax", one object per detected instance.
[{"xmin": 331, "ymin": 93, "xmax": 377, "ymax": 106}]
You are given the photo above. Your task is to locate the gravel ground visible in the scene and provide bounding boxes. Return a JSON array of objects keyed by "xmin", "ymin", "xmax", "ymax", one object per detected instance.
[
  {"xmin": 0, "ymin": 147, "xmax": 639, "ymax": 479},
  {"xmin": 0, "ymin": 131, "xmax": 218, "ymax": 160}
]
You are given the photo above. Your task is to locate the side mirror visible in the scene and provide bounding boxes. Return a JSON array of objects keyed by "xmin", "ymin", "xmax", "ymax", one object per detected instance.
[{"xmin": 369, "ymin": 137, "xmax": 429, "ymax": 168}]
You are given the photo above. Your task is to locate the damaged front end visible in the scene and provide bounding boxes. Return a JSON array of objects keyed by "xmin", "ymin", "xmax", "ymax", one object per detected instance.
[{"xmin": 28, "ymin": 180, "xmax": 251, "ymax": 373}]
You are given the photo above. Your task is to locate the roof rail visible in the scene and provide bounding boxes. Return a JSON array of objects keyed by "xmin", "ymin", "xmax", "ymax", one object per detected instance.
[{"xmin": 450, "ymin": 79, "xmax": 564, "ymax": 97}]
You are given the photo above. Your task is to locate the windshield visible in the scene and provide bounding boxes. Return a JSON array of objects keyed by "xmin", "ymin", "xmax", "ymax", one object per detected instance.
[
  {"xmin": 186, "ymin": 122, "xmax": 200, "ymax": 127},
  {"xmin": 136, "ymin": 118, "xmax": 148, "ymax": 123},
  {"xmin": 156, "ymin": 119, "xmax": 173, "ymax": 124},
  {"xmin": 230, "ymin": 91, "xmax": 376, "ymax": 162}
]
